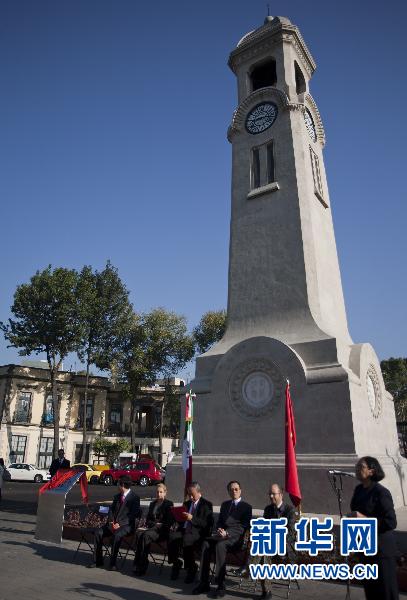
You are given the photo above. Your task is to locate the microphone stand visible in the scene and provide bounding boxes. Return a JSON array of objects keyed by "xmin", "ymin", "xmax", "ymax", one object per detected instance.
[{"xmin": 327, "ymin": 471, "xmax": 352, "ymax": 600}]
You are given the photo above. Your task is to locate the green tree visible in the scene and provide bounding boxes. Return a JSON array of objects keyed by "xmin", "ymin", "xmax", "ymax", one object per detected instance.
[
  {"xmin": 119, "ymin": 308, "xmax": 194, "ymax": 459},
  {"xmin": 381, "ymin": 357, "xmax": 407, "ymax": 421},
  {"xmin": 1, "ymin": 266, "xmax": 80, "ymax": 457},
  {"xmin": 193, "ymin": 309, "xmax": 227, "ymax": 354},
  {"xmin": 92, "ymin": 436, "xmax": 131, "ymax": 465},
  {"xmin": 76, "ymin": 262, "xmax": 133, "ymax": 462},
  {"xmin": 161, "ymin": 382, "xmax": 182, "ymax": 438}
]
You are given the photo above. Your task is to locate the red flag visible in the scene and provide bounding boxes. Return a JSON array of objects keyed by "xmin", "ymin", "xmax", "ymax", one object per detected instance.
[{"xmin": 285, "ymin": 381, "xmax": 302, "ymax": 507}]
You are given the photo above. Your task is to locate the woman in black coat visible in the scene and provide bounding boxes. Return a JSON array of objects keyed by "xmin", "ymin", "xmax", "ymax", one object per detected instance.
[
  {"xmin": 350, "ymin": 456, "xmax": 399, "ymax": 600},
  {"xmin": 133, "ymin": 483, "xmax": 174, "ymax": 576}
]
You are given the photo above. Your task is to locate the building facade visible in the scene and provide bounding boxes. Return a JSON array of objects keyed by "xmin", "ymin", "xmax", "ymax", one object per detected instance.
[{"xmin": 0, "ymin": 364, "xmax": 184, "ymax": 468}]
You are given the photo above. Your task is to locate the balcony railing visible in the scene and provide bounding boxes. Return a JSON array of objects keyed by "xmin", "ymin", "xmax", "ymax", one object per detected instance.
[
  {"xmin": 75, "ymin": 418, "xmax": 94, "ymax": 430},
  {"xmin": 12, "ymin": 410, "xmax": 31, "ymax": 424}
]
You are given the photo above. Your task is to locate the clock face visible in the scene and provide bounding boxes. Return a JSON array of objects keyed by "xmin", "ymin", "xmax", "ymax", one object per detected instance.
[
  {"xmin": 304, "ymin": 108, "xmax": 317, "ymax": 142},
  {"xmin": 245, "ymin": 102, "xmax": 278, "ymax": 134}
]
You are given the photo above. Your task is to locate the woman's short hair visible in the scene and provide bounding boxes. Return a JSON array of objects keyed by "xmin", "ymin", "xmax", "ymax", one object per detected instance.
[
  {"xmin": 156, "ymin": 483, "xmax": 167, "ymax": 492},
  {"xmin": 360, "ymin": 456, "xmax": 385, "ymax": 482}
]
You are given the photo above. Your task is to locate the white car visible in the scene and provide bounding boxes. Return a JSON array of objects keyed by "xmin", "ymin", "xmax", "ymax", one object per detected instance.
[{"xmin": 6, "ymin": 463, "xmax": 51, "ymax": 483}]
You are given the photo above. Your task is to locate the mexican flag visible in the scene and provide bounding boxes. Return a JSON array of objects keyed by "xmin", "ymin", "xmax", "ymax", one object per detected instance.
[{"xmin": 182, "ymin": 390, "xmax": 195, "ymax": 490}]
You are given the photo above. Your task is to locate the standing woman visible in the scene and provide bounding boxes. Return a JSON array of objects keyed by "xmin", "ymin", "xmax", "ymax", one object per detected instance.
[{"xmin": 350, "ymin": 456, "xmax": 399, "ymax": 600}]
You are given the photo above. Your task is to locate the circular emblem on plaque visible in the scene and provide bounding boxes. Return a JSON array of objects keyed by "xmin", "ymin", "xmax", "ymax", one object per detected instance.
[
  {"xmin": 242, "ymin": 372, "xmax": 274, "ymax": 409},
  {"xmin": 229, "ymin": 359, "xmax": 283, "ymax": 420},
  {"xmin": 366, "ymin": 365, "xmax": 382, "ymax": 419}
]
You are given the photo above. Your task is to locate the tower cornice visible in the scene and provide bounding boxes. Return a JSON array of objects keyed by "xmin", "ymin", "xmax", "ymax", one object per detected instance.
[{"xmin": 228, "ymin": 18, "xmax": 316, "ymax": 79}]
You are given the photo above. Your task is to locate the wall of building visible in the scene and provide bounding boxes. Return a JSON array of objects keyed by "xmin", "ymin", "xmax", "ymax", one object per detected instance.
[{"xmin": 0, "ymin": 365, "xmax": 182, "ymax": 468}]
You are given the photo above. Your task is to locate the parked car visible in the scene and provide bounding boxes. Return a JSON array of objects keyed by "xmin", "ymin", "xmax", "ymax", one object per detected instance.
[
  {"xmin": 99, "ymin": 459, "xmax": 165, "ymax": 487},
  {"xmin": 71, "ymin": 463, "xmax": 108, "ymax": 484},
  {"xmin": 6, "ymin": 463, "xmax": 51, "ymax": 483}
]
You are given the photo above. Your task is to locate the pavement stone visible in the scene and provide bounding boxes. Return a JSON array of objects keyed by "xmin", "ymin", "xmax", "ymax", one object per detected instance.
[{"xmin": 0, "ymin": 508, "xmax": 406, "ymax": 600}]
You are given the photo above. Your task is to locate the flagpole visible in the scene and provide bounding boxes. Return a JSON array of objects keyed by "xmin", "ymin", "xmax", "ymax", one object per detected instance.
[{"xmin": 182, "ymin": 390, "xmax": 195, "ymax": 498}]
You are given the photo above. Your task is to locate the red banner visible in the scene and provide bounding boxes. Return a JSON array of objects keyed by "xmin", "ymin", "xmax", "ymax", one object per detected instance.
[
  {"xmin": 39, "ymin": 468, "xmax": 88, "ymax": 504},
  {"xmin": 285, "ymin": 382, "xmax": 302, "ymax": 507}
]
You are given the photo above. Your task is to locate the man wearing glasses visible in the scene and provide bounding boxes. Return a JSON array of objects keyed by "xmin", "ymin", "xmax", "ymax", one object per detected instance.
[
  {"xmin": 192, "ymin": 480, "xmax": 252, "ymax": 598},
  {"xmin": 265, "ymin": 483, "xmax": 296, "ymax": 529}
]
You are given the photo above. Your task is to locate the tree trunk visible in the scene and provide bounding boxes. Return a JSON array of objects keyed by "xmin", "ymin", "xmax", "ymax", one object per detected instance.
[
  {"xmin": 159, "ymin": 379, "xmax": 168, "ymax": 466},
  {"xmin": 130, "ymin": 400, "xmax": 136, "ymax": 451},
  {"xmin": 50, "ymin": 364, "xmax": 60, "ymax": 459},
  {"xmin": 80, "ymin": 351, "xmax": 91, "ymax": 462},
  {"xmin": 159, "ymin": 401, "xmax": 165, "ymax": 466}
]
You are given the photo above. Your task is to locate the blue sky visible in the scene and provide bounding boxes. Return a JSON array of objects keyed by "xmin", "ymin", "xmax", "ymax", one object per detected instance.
[{"xmin": 1, "ymin": 0, "xmax": 406, "ymax": 373}]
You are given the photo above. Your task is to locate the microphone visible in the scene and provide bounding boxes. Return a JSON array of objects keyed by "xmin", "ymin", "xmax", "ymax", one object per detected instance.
[{"xmin": 328, "ymin": 470, "xmax": 355, "ymax": 478}]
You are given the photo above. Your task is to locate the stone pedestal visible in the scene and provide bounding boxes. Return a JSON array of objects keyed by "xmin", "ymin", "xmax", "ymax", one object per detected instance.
[{"xmin": 166, "ymin": 335, "xmax": 407, "ymax": 512}]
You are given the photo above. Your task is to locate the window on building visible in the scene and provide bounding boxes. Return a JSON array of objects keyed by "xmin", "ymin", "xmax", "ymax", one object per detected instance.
[
  {"xmin": 75, "ymin": 443, "xmax": 90, "ymax": 463},
  {"xmin": 137, "ymin": 410, "xmax": 147, "ymax": 434},
  {"xmin": 108, "ymin": 403, "xmax": 122, "ymax": 433},
  {"xmin": 38, "ymin": 437, "xmax": 53, "ymax": 469},
  {"xmin": 251, "ymin": 142, "xmax": 276, "ymax": 190},
  {"xmin": 78, "ymin": 393, "xmax": 95, "ymax": 429},
  {"xmin": 42, "ymin": 394, "xmax": 54, "ymax": 425},
  {"xmin": 13, "ymin": 392, "xmax": 32, "ymax": 423},
  {"xmin": 251, "ymin": 147, "xmax": 261, "ymax": 189},
  {"xmin": 9, "ymin": 435, "xmax": 27, "ymax": 463},
  {"xmin": 310, "ymin": 146, "xmax": 324, "ymax": 200},
  {"xmin": 251, "ymin": 59, "xmax": 277, "ymax": 91},
  {"xmin": 267, "ymin": 141, "xmax": 275, "ymax": 184},
  {"xmin": 295, "ymin": 61, "xmax": 306, "ymax": 94}
]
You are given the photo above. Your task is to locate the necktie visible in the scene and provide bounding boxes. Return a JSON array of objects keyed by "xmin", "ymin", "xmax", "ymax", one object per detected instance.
[
  {"xmin": 120, "ymin": 493, "xmax": 125, "ymax": 504},
  {"xmin": 186, "ymin": 501, "xmax": 196, "ymax": 531}
]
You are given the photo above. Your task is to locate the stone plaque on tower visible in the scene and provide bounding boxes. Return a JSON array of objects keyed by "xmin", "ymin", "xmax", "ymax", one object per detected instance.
[{"xmin": 166, "ymin": 16, "xmax": 406, "ymax": 512}]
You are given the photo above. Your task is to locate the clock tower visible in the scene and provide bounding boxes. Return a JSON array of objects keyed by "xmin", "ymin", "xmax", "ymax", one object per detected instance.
[{"xmin": 166, "ymin": 16, "xmax": 406, "ymax": 511}]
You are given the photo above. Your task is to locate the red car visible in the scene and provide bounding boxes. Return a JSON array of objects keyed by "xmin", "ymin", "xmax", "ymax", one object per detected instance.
[{"xmin": 99, "ymin": 459, "xmax": 165, "ymax": 487}]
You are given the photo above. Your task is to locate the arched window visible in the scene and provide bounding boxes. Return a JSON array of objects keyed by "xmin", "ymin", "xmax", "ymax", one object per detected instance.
[
  {"xmin": 295, "ymin": 61, "xmax": 306, "ymax": 94},
  {"xmin": 250, "ymin": 59, "xmax": 277, "ymax": 91}
]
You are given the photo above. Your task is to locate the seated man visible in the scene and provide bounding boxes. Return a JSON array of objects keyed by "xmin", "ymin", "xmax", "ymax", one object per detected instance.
[
  {"xmin": 88, "ymin": 474, "xmax": 141, "ymax": 570},
  {"xmin": 132, "ymin": 482, "xmax": 174, "ymax": 576},
  {"xmin": 192, "ymin": 480, "xmax": 252, "ymax": 598},
  {"xmin": 167, "ymin": 481, "xmax": 213, "ymax": 583}
]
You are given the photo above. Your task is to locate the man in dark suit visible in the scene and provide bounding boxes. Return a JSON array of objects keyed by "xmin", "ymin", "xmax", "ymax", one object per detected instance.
[
  {"xmin": 193, "ymin": 480, "xmax": 252, "ymax": 598},
  {"xmin": 88, "ymin": 475, "xmax": 141, "ymax": 570},
  {"xmin": 258, "ymin": 483, "xmax": 296, "ymax": 599},
  {"xmin": 264, "ymin": 483, "xmax": 296, "ymax": 537},
  {"xmin": 167, "ymin": 481, "xmax": 213, "ymax": 583},
  {"xmin": 132, "ymin": 482, "xmax": 173, "ymax": 576},
  {"xmin": 49, "ymin": 449, "xmax": 70, "ymax": 477}
]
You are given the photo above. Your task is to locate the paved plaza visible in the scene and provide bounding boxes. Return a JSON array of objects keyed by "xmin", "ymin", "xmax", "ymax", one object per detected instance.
[{"xmin": 2, "ymin": 506, "xmax": 405, "ymax": 600}]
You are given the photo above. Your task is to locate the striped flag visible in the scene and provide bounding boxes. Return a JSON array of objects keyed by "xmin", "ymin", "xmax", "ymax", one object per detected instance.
[{"xmin": 182, "ymin": 390, "xmax": 195, "ymax": 490}]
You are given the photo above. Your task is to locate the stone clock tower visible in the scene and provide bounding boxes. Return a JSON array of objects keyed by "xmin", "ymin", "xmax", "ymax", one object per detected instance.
[{"xmin": 166, "ymin": 16, "xmax": 406, "ymax": 511}]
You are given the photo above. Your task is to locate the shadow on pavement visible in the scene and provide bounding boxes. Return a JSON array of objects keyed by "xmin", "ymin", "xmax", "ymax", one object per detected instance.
[
  {"xmin": 0, "ymin": 517, "xmax": 36, "ymax": 525},
  {"xmin": 0, "ymin": 525, "xmax": 35, "ymax": 535},
  {"xmin": 66, "ymin": 582, "xmax": 175, "ymax": 600},
  {"xmin": 0, "ymin": 499, "xmax": 38, "ymax": 514}
]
